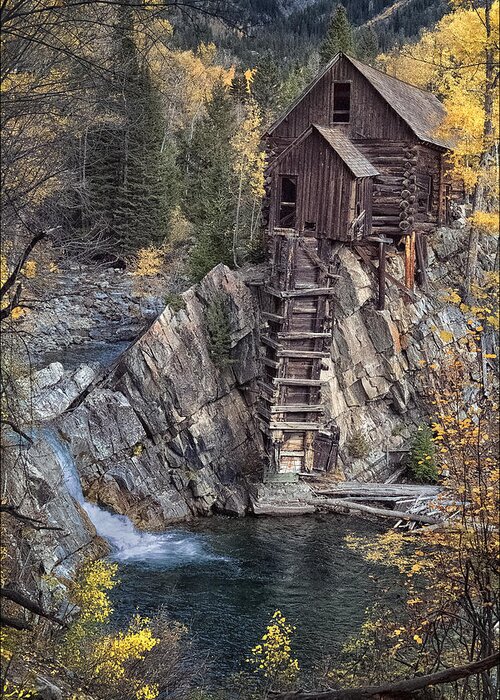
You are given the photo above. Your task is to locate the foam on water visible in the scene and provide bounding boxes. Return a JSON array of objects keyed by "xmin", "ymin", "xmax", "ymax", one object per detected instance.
[{"xmin": 42, "ymin": 428, "xmax": 224, "ymax": 565}]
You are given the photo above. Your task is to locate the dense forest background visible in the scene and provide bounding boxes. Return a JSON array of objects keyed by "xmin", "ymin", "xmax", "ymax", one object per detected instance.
[{"xmin": 1, "ymin": 0, "xmax": 466, "ymax": 290}]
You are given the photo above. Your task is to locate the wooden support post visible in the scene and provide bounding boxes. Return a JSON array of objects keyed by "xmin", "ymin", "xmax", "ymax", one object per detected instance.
[
  {"xmin": 378, "ymin": 241, "xmax": 386, "ymax": 310},
  {"xmin": 404, "ymin": 231, "xmax": 416, "ymax": 289}
]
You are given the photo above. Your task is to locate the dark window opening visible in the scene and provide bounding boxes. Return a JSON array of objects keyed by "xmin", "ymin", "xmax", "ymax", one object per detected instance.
[
  {"xmin": 417, "ymin": 174, "xmax": 433, "ymax": 214},
  {"xmin": 304, "ymin": 221, "xmax": 316, "ymax": 231},
  {"xmin": 333, "ymin": 82, "xmax": 351, "ymax": 123},
  {"xmin": 278, "ymin": 176, "xmax": 297, "ymax": 227}
]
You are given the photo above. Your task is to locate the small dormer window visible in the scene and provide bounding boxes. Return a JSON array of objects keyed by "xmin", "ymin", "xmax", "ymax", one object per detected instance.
[{"xmin": 333, "ymin": 82, "xmax": 351, "ymax": 123}]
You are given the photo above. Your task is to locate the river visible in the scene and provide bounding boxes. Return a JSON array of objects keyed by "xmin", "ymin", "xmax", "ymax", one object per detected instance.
[
  {"xmin": 44, "ymin": 417, "xmax": 403, "ymax": 688},
  {"xmin": 109, "ymin": 515, "xmax": 401, "ymax": 683}
]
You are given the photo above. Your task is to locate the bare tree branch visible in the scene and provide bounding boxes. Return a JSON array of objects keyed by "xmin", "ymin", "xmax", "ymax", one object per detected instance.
[{"xmin": 271, "ymin": 652, "xmax": 500, "ymax": 699}]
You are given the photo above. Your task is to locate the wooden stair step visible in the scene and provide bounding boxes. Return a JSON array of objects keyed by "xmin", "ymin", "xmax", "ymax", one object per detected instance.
[
  {"xmin": 277, "ymin": 350, "xmax": 329, "ymax": 359},
  {"xmin": 258, "ymin": 380, "xmax": 276, "ymax": 396},
  {"xmin": 274, "ymin": 378, "xmax": 324, "ymax": 386},
  {"xmin": 280, "ymin": 450, "xmax": 306, "ymax": 457},
  {"xmin": 278, "ymin": 332, "xmax": 331, "ymax": 339},
  {"xmin": 261, "ymin": 357, "xmax": 280, "ymax": 370},
  {"xmin": 261, "ymin": 335, "xmax": 281, "ymax": 350},
  {"xmin": 270, "ymin": 421, "xmax": 322, "ymax": 431},
  {"xmin": 271, "ymin": 405, "xmax": 324, "ymax": 413},
  {"xmin": 264, "ymin": 287, "xmax": 335, "ymax": 298},
  {"xmin": 262, "ymin": 311, "xmax": 284, "ymax": 323}
]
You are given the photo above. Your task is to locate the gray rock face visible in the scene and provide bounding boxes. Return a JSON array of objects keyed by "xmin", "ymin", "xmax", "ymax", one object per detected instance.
[
  {"xmin": 55, "ymin": 264, "xmax": 264, "ymax": 527},
  {"xmin": 321, "ymin": 232, "xmax": 475, "ymax": 480}
]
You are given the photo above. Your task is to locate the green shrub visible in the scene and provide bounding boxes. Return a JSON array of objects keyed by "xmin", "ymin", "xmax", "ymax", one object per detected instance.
[
  {"xmin": 205, "ymin": 295, "xmax": 234, "ymax": 369},
  {"xmin": 165, "ymin": 292, "xmax": 186, "ymax": 312},
  {"xmin": 408, "ymin": 425, "xmax": 439, "ymax": 483},
  {"xmin": 346, "ymin": 430, "xmax": 371, "ymax": 459}
]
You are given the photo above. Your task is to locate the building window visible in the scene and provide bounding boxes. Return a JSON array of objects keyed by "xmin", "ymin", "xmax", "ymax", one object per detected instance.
[
  {"xmin": 417, "ymin": 174, "xmax": 433, "ymax": 214},
  {"xmin": 333, "ymin": 82, "xmax": 351, "ymax": 123},
  {"xmin": 278, "ymin": 175, "xmax": 297, "ymax": 227}
]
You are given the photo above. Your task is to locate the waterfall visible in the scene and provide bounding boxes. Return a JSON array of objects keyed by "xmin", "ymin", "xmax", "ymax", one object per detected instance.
[{"xmin": 42, "ymin": 429, "xmax": 221, "ymax": 565}]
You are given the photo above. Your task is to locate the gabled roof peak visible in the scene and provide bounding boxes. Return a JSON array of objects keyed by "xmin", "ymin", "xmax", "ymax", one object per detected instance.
[
  {"xmin": 265, "ymin": 53, "xmax": 451, "ymax": 150},
  {"xmin": 268, "ymin": 124, "xmax": 379, "ymax": 179}
]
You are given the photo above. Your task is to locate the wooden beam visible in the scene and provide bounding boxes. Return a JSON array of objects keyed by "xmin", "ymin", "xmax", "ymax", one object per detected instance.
[
  {"xmin": 270, "ymin": 422, "xmax": 322, "ymax": 430},
  {"xmin": 262, "ymin": 311, "xmax": 284, "ymax": 323},
  {"xmin": 261, "ymin": 357, "xmax": 279, "ymax": 369},
  {"xmin": 271, "ymin": 405, "xmax": 325, "ymax": 413},
  {"xmin": 378, "ymin": 240, "xmax": 386, "ymax": 310},
  {"xmin": 274, "ymin": 378, "xmax": 324, "ymax": 386},
  {"xmin": 261, "ymin": 334, "xmax": 281, "ymax": 350},
  {"xmin": 258, "ymin": 380, "xmax": 276, "ymax": 396},
  {"xmin": 277, "ymin": 350, "xmax": 329, "ymax": 359},
  {"xmin": 278, "ymin": 332, "xmax": 331, "ymax": 339},
  {"xmin": 354, "ymin": 245, "xmax": 417, "ymax": 302},
  {"xmin": 281, "ymin": 288, "xmax": 335, "ymax": 297},
  {"xmin": 298, "ymin": 240, "xmax": 340, "ymax": 279}
]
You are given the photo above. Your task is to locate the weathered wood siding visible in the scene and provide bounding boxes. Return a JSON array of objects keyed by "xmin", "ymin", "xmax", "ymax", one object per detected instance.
[
  {"xmin": 268, "ymin": 56, "xmax": 414, "ymax": 151},
  {"xmin": 269, "ymin": 131, "xmax": 374, "ymax": 242}
]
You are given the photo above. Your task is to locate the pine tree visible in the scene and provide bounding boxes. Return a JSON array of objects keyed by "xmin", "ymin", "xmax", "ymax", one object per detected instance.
[
  {"xmin": 355, "ymin": 26, "xmax": 379, "ymax": 64},
  {"xmin": 82, "ymin": 7, "xmax": 177, "ymax": 254},
  {"xmin": 251, "ymin": 53, "xmax": 283, "ymax": 123},
  {"xmin": 319, "ymin": 4, "xmax": 354, "ymax": 66},
  {"xmin": 182, "ymin": 81, "xmax": 238, "ymax": 281}
]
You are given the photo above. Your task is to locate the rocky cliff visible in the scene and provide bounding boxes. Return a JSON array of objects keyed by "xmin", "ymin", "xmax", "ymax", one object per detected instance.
[
  {"xmin": 54, "ymin": 264, "xmax": 264, "ymax": 528},
  {"xmin": 5, "ymin": 227, "xmax": 495, "ymax": 553}
]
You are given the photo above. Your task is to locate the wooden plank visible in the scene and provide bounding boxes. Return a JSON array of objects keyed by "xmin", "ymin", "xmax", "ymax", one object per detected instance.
[
  {"xmin": 281, "ymin": 288, "xmax": 335, "ymax": 297},
  {"xmin": 271, "ymin": 405, "xmax": 325, "ymax": 413},
  {"xmin": 277, "ymin": 350, "xmax": 329, "ymax": 359},
  {"xmin": 258, "ymin": 380, "xmax": 276, "ymax": 396},
  {"xmin": 261, "ymin": 335, "xmax": 282, "ymax": 350},
  {"xmin": 262, "ymin": 357, "xmax": 279, "ymax": 370},
  {"xmin": 278, "ymin": 332, "xmax": 331, "ymax": 339},
  {"xmin": 270, "ymin": 422, "xmax": 322, "ymax": 431},
  {"xmin": 280, "ymin": 450, "xmax": 305, "ymax": 457},
  {"xmin": 262, "ymin": 311, "xmax": 284, "ymax": 323},
  {"xmin": 274, "ymin": 378, "xmax": 324, "ymax": 386}
]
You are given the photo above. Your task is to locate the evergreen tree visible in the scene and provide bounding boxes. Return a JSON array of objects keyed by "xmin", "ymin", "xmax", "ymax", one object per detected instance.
[
  {"xmin": 251, "ymin": 53, "xmax": 283, "ymax": 123},
  {"xmin": 319, "ymin": 4, "xmax": 354, "ymax": 65},
  {"xmin": 82, "ymin": 7, "xmax": 177, "ymax": 253},
  {"xmin": 355, "ymin": 26, "xmax": 379, "ymax": 64},
  {"xmin": 182, "ymin": 81, "xmax": 238, "ymax": 281}
]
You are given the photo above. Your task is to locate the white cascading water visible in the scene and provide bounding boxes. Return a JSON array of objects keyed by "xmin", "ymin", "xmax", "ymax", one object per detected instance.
[{"xmin": 42, "ymin": 429, "xmax": 221, "ymax": 565}]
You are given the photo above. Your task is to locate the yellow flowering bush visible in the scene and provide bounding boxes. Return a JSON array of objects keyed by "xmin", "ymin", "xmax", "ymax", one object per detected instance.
[
  {"xmin": 247, "ymin": 610, "xmax": 299, "ymax": 690},
  {"xmin": 61, "ymin": 560, "xmax": 163, "ymax": 698}
]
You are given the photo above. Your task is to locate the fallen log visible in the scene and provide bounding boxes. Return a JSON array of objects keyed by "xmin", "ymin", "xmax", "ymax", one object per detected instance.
[
  {"xmin": 270, "ymin": 651, "xmax": 499, "ymax": 699},
  {"xmin": 312, "ymin": 498, "xmax": 441, "ymax": 525}
]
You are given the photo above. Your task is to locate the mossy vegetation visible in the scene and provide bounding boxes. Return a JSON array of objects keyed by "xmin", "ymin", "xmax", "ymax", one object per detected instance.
[{"xmin": 205, "ymin": 295, "xmax": 234, "ymax": 369}]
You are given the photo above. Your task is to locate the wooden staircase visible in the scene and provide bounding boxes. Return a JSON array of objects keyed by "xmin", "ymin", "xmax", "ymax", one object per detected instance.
[{"xmin": 259, "ymin": 228, "xmax": 340, "ymax": 476}]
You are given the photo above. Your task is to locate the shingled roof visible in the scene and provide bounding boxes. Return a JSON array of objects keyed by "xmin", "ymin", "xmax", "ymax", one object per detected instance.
[
  {"xmin": 266, "ymin": 53, "xmax": 451, "ymax": 150},
  {"xmin": 268, "ymin": 125, "xmax": 380, "ymax": 179}
]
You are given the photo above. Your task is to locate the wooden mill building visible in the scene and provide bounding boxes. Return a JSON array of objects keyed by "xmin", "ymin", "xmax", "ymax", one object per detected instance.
[{"xmin": 258, "ymin": 52, "xmax": 453, "ymax": 477}]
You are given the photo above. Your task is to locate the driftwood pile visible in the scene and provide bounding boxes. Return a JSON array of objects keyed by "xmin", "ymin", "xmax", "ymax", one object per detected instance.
[{"xmin": 310, "ymin": 481, "xmax": 443, "ymax": 527}]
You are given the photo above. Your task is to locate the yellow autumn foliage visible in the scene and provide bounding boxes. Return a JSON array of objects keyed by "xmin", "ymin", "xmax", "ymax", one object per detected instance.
[
  {"xmin": 378, "ymin": 1, "xmax": 499, "ymax": 190},
  {"xmin": 247, "ymin": 610, "xmax": 299, "ymax": 690},
  {"xmin": 132, "ymin": 246, "xmax": 165, "ymax": 277}
]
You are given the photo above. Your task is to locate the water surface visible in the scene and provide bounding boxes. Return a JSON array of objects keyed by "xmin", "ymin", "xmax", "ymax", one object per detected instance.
[{"xmin": 111, "ymin": 515, "xmax": 403, "ymax": 680}]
